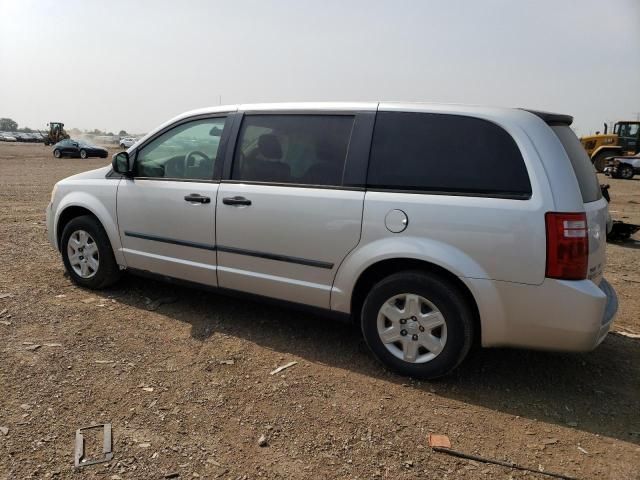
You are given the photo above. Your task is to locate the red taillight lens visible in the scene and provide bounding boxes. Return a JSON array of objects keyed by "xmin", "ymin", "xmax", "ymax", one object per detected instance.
[{"xmin": 545, "ymin": 212, "xmax": 588, "ymax": 280}]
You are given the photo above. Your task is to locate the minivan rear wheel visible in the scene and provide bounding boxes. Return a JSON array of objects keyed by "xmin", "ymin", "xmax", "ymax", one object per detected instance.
[{"xmin": 361, "ymin": 271, "xmax": 474, "ymax": 379}]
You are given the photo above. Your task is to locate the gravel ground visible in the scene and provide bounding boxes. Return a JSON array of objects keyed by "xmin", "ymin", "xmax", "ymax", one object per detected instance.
[{"xmin": 0, "ymin": 142, "xmax": 639, "ymax": 479}]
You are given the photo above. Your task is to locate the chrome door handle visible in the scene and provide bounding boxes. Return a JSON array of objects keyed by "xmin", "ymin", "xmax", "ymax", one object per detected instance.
[
  {"xmin": 222, "ymin": 196, "xmax": 252, "ymax": 206},
  {"xmin": 184, "ymin": 193, "xmax": 211, "ymax": 204}
]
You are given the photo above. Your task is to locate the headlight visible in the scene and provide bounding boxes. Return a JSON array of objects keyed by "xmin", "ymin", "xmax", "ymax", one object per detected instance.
[{"xmin": 50, "ymin": 183, "xmax": 58, "ymax": 204}]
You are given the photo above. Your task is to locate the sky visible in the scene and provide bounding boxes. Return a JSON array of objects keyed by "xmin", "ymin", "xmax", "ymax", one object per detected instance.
[{"xmin": 1, "ymin": 0, "xmax": 638, "ymax": 136}]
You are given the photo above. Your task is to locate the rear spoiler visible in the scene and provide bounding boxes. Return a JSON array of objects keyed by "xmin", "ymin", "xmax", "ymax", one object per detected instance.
[{"xmin": 521, "ymin": 109, "xmax": 573, "ymax": 126}]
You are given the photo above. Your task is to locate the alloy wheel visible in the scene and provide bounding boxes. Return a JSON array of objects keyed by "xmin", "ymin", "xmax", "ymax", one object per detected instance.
[
  {"xmin": 376, "ymin": 293, "xmax": 447, "ymax": 363},
  {"xmin": 67, "ymin": 229, "xmax": 100, "ymax": 278}
]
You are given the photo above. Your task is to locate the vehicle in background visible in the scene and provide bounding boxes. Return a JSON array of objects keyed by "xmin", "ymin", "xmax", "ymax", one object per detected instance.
[
  {"xmin": 0, "ymin": 132, "xmax": 17, "ymax": 142},
  {"xmin": 52, "ymin": 139, "xmax": 108, "ymax": 159},
  {"xmin": 580, "ymin": 120, "xmax": 640, "ymax": 172},
  {"xmin": 604, "ymin": 152, "xmax": 640, "ymax": 180},
  {"xmin": 42, "ymin": 122, "xmax": 70, "ymax": 146},
  {"xmin": 46, "ymin": 102, "xmax": 617, "ymax": 379},
  {"xmin": 119, "ymin": 137, "xmax": 137, "ymax": 148}
]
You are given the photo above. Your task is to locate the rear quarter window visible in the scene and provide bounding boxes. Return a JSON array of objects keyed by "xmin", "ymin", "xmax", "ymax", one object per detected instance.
[
  {"xmin": 367, "ymin": 112, "xmax": 531, "ymax": 198},
  {"xmin": 551, "ymin": 125, "xmax": 602, "ymax": 203}
]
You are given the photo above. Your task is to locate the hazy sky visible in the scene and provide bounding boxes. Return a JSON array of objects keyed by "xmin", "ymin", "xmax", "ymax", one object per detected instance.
[{"xmin": 1, "ymin": 0, "xmax": 638, "ymax": 136}]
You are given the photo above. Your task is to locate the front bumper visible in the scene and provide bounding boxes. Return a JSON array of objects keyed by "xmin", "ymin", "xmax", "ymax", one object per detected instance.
[{"xmin": 45, "ymin": 202, "xmax": 56, "ymax": 249}]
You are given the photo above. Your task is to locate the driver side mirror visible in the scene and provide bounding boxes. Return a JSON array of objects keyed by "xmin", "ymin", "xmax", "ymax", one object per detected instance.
[{"xmin": 112, "ymin": 151, "xmax": 132, "ymax": 176}]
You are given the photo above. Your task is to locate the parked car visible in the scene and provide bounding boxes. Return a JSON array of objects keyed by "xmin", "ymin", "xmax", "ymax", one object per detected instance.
[
  {"xmin": 119, "ymin": 137, "xmax": 137, "ymax": 148},
  {"xmin": 46, "ymin": 102, "xmax": 617, "ymax": 379},
  {"xmin": 0, "ymin": 132, "xmax": 17, "ymax": 142},
  {"xmin": 52, "ymin": 139, "xmax": 108, "ymax": 159},
  {"xmin": 604, "ymin": 153, "xmax": 640, "ymax": 179}
]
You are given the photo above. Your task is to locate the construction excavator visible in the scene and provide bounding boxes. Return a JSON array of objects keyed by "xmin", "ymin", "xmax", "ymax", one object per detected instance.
[{"xmin": 42, "ymin": 122, "xmax": 70, "ymax": 146}]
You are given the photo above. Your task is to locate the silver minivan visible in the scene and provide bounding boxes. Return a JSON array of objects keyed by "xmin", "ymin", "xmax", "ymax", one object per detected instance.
[{"xmin": 46, "ymin": 102, "xmax": 618, "ymax": 378}]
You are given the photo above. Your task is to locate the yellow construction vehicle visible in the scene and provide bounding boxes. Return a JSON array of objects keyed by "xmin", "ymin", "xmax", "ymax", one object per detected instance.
[
  {"xmin": 580, "ymin": 120, "xmax": 640, "ymax": 172},
  {"xmin": 42, "ymin": 122, "xmax": 70, "ymax": 146}
]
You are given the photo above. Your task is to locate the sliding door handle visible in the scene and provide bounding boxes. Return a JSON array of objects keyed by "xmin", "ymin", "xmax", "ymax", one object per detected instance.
[{"xmin": 222, "ymin": 196, "xmax": 252, "ymax": 206}]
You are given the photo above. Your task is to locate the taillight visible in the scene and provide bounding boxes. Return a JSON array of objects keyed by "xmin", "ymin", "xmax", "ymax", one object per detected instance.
[{"xmin": 545, "ymin": 212, "xmax": 588, "ymax": 280}]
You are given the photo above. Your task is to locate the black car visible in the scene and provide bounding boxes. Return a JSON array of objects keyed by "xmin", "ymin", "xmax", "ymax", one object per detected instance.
[{"xmin": 52, "ymin": 139, "xmax": 108, "ymax": 159}]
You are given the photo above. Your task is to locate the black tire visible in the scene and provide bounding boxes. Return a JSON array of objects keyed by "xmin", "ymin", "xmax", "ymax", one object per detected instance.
[
  {"xmin": 619, "ymin": 164, "xmax": 634, "ymax": 180},
  {"xmin": 361, "ymin": 271, "xmax": 474, "ymax": 379},
  {"xmin": 60, "ymin": 215, "xmax": 121, "ymax": 289},
  {"xmin": 80, "ymin": 149, "xmax": 88, "ymax": 159},
  {"xmin": 53, "ymin": 149, "xmax": 61, "ymax": 158},
  {"xmin": 592, "ymin": 151, "xmax": 615, "ymax": 173}
]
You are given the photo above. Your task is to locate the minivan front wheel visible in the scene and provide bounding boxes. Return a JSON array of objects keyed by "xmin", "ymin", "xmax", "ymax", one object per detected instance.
[
  {"xmin": 361, "ymin": 271, "xmax": 474, "ymax": 379},
  {"xmin": 61, "ymin": 215, "xmax": 121, "ymax": 289}
]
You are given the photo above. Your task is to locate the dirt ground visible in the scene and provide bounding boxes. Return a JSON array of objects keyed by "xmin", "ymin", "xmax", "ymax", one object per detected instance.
[{"xmin": 0, "ymin": 142, "xmax": 638, "ymax": 480}]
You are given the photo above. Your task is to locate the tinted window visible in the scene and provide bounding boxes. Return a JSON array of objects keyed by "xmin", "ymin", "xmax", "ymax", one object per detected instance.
[
  {"xmin": 367, "ymin": 112, "xmax": 531, "ymax": 198},
  {"xmin": 232, "ymin": 115, "xmax": 354, "ymax": 186},
  {"xmin": 551, "ymin": 125, "xmax": 601, "ymax": 203},
  {"xmin": 136, "ymin": 117, "xmax": 227, "ymax": 180}
]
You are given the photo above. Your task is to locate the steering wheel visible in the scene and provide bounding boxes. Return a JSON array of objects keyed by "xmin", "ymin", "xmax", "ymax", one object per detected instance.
[{"xmin": 184, "ymin": 150, "xmax": 210, "ymax": 172}]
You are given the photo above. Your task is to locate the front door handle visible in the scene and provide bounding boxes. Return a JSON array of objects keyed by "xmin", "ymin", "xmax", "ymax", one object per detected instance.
[
  {"xmin": 222, "ymin": 196, "xmax": 252, "ymax": 206},
  {"xmin": 184, "ymin": 193, "xmax": 211, "ymax": 204}
]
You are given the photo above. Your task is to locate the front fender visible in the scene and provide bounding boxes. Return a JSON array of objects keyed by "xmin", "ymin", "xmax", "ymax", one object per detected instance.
[
  {"xmin": 330, "ymin": 236, "xmax": 489, "ymax": 313},
  {"xmin": 54, "ymin": 191, "xmax": 125, "ymax": 266}
]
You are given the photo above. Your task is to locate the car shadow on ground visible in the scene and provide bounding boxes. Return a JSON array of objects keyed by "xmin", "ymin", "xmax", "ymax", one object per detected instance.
[{"xmin": 105, "ymin": 274, "xmax": 640, "ymax": 446}]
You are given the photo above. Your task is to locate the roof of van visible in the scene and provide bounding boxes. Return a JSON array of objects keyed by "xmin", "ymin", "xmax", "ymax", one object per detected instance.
[{"xmin": 139, "ymin": 102, "xmax": 572, "ymax": 147}]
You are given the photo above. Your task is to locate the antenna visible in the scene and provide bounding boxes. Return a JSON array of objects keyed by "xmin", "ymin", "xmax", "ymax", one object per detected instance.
[
  {"xmin": 633, "ymin": 112, "xmax": 640, "ymax": 121},
  {"xmin": 219, "ymin": 95, "xmax": 222, "ymax": 106}
]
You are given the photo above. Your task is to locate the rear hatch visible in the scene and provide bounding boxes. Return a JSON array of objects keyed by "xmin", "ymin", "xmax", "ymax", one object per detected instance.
[{"xmin": 551, "ymin": 125, "xmax": 607, "ymax": 284}]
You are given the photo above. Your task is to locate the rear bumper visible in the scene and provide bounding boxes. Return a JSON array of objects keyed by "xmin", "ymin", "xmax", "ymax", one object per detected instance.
[{"xmin": 470, "ymin": 276, "xmax": 618, "ymax": 351}]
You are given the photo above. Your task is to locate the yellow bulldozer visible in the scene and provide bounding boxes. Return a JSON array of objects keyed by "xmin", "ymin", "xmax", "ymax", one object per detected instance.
[
  {"xmin": 42, "ymin": 122, "xmax": 70, "ymax": 146},
  {"xmin": 580, "ymin": 120, "xmax": 640, "ymax": 172}
]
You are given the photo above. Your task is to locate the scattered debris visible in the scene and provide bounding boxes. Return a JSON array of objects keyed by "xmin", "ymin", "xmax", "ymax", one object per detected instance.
[
  {"xmin": 164, "ymin": 473, "xmax": 180, "ymax": 479},
  {"xmin": 0, "ymin": 293, "xmax": 14, "ymax": 299},
  {"xmin": 138, "ymin": 442, "xmax": 151, "ymax": 448},
  {"xmin": 258, "ymin": 434, "xmax": 268, "ymax": 447},
  {"xmin": 269, "ymin": 361, "xmax": 298, "ymax": 375},
  {"xmin": 146, "ymin": 296, "xmax": 178, "ymax": 311},
  {"xmin": 431, "ymin": 445, "xmax": 577, "ymax": 480},
  {"xmin": 0, "ymin": 320, "xmax": 11, "ymax": 326},
  {"xmin": 577, "ymin": 446, "xmax": 588, "ymax": 455},
  {"xmin": 207, "ymin": 458, "xmax": 221, "ymax": 466},
  {"xmin": 0, "ymin": 308, "xmax": 8, "ymax": 316},
  {"xmin": 0, "ymin": 426, "xmax": 8, "ymax": 436},
  {"xmin": 55, "ymin": 294, "xmax": 66, "ymax": 298},
  {"xmin": 81, "ymin": 297, "xmax": 97, "ymax": 304},
  {"xmin": 94, "ymin": 360, "xmax": 115, "ymax": 364},
  {"xmin": 542, "ymin": 438, "xmax": 559, "ymax": 445},
  {"xmin": 25, "ymin": 344, "xmax": 41, "ymax": 351},
  {"xmin": 220, "ymin": 359, "xmax": 235, "ymax": 365},
  {"xmin": 19, "ymin": 404, "xmax": 31, "ymax": 410},
  {"xmin": 142, "ymin": 387, "xmax": 154, "ymax": 392},
  {"xmin": 427, "ymin": 433, "xmax": 451, "ymax": 449},
  {"xmin": 74, "ymin": 423, "xmax": 113, "ymax": 468},
  {"xmin": 44, "ymin": 343, "xmax": 62, "ymax": 347}
]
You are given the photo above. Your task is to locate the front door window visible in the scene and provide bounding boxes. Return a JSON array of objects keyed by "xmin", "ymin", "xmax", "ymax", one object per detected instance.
[{"xmin": 135, "ymin": 117, "xmax": 227, "ymax": 180}]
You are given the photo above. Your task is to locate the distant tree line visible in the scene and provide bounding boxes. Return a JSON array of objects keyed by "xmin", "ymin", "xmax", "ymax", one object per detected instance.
[{"xmin": 0, "ymin": 117, "xmax": 128, "ymax": 137}]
